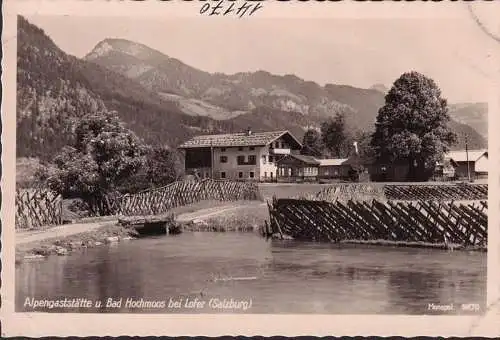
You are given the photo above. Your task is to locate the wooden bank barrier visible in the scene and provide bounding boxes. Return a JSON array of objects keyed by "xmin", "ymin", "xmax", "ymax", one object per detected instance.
[
  {"xmin": 268, "ymin": 196, "xmax": 487, "ymax": 248},
  {"xmin": 15, "ymin": 189, "xmax": 63, "ymax": 230},
  {"xmin": 312, "ymin": 183, "xmax": 488, "ymax": 202}
]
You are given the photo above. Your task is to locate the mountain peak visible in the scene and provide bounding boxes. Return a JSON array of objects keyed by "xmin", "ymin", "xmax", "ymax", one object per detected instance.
[{"xmin": 85, "ymin": 38, "xmax": 167, "ymax": 61}]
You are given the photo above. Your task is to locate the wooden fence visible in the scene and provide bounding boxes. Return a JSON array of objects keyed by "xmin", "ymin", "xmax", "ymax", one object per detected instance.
[
  {"xmin": 384, "ymin": 184, "xmax": 488, "ymax": 201},
  {"xmin": 15, "ymin": 179, "xmax": 261, "ymax": 229},
  {"xmin": 15, "ymin": 189, "xmax": 62, "ymax": 230},
  {"xmin": 313, "ymin": 183, "xmax": 386, "ymax": 201},
  {"xmin": 116, "ymin": 179, "xmax": 262, "ymax": 216},
  {"xmin": 268, "ymin": 198, "xmax": 487, "ymax": 247},
  {"xmin": 312, "ymin": 183, "xmax": 487, "ymax": 202}
]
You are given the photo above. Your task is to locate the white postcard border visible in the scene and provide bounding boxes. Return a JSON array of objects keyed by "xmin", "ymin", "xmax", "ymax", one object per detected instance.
[{"xmin": 2, "ymin": 0, "xmax": 500, "ymax": 337}]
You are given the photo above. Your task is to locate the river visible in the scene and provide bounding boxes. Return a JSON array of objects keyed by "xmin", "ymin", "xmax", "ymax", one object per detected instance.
[{"xmin": 16, "ymin": 232, "xmax": 486, "ymax": 314}]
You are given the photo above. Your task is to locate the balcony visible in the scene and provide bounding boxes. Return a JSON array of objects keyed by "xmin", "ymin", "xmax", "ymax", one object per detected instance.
[{"xmin": 269, "ymin": 148, "xmax": 291, "ymax": 155}]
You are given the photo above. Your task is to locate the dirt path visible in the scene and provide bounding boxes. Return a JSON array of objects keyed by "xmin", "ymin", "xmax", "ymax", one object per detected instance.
[{"xmin": 16, "ymin": 201, "xmax": 265, "ymax": 245}]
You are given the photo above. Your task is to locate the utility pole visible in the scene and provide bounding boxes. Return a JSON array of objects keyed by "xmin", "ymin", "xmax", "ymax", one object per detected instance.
[
  {"xmin": 210, "ymin": 140, "xmax": 214, "ymax": 179},
  {"xmin": 465, "ymin": 133, "xmax": 471, "ymax": 182}
]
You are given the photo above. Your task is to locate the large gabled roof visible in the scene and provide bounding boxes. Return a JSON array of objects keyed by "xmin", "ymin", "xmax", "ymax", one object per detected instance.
[
  {"xmin": 445, "ymin": 149, "xmax": 487, "ymax": 162},
  {"xmin": 178, "ymin": 130, "xmax": 302, "ymax": 149}
]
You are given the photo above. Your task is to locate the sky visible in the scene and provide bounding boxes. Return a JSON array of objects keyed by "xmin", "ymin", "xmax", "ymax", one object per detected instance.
[{"xmin": 25, "ymin": 13, "xmax": 499, "ymax": 104}]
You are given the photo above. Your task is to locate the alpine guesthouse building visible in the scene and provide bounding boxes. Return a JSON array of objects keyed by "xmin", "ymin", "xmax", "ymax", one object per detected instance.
[{"xmin": 178, "ymin": 129, "xmax": 303, "ymax": 181}]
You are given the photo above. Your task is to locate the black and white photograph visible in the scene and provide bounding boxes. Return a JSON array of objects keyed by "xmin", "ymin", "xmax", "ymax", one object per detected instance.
[{"xmin": 9, "ymin": 2, "xmax": 496, "ymax": 322}]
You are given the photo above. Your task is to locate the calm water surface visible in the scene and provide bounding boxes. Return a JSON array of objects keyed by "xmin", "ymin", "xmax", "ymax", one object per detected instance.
[{"xmin": 16, "ymin": 232, "xmax": 486, "ymax": 314}]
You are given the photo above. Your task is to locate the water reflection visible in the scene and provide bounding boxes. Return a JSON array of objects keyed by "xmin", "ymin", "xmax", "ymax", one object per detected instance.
[{"xmin": 16, "ymin": 233, "xmax": 486, "ymax": 314}]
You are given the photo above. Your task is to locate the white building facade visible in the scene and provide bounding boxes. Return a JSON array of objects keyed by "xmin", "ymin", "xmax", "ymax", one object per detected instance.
[{"xmin": 179, "ymin": 130, "xmax": 302, "ymax": 181}]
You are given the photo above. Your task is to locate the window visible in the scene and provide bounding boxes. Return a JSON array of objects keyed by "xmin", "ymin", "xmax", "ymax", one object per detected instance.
[
  {"xmin": 220, "ymin": 172, "xmax": 226, "ymax": 179},
  {"xmin": 238, "ymin": 172, "xmax": 243, "ymax": 178},
  {"xmin": 221, "ymin": 148, "xmax": 227, "ymax": 152},
  {"xmin": 262, "ymin": 155, "xmax": 267, "ymax": 164},
  {"xmin": 269, "ymin": 156, "xmax": 274, "ymax": 163},
  {"xmin": 270, "ymin": 172, "xmax": 274, "ymax": 178},
  {"xmin": 237, "ymin": 155, "xmax": 256, "ymax": 165},
  {"xmin": 249, "ymin": 172, "xmax": 255, "ymax": 178},
  {"xmin": 238, "ymin": 147, "xmax": 244, "ymax": 151},
  {"xmin": 264, "ymin": 172, "xmax": 267, "ymax": 178},
  {"xmin": 249, "ymin": 146, "xmax": 255, "ymax": 151},
  {"xmin": 220, "ymin": 155, "xmax": 228, "ymax": 163}
]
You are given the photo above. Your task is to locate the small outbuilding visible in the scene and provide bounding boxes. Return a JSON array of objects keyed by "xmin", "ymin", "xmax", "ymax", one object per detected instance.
[
  {"xmin": 317, "ymin": 158, "xmax": 350, "ymax": 180},
  {"xmin": 276, "ymin": 154, "xmax": 320, "ymax": 182},
  {"xmin": 445, "ymin": 149, "xmax": 488, "ymax": 180},
  {"xmin": 276, "ymin": 155, "xmax": 363, "ymax": 182}
]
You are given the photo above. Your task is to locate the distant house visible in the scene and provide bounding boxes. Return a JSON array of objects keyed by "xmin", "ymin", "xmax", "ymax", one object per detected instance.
[
  {"xmin": 178, "ymin": 129, "xmax": 302, "ymax": 181},
  {"xmin": 445, "ymin": 149, "xmax": 488, "ymax": 180},
  {"xmin": 317, "ymin": 158, "xmax": 350, "ymax": 179},
  {"xmin": 367, "ymin": 149, "xmax": 489, "ymax": 182},
  {"xmin": 276, "ymin": 154, "xmax": 320, "ymax": 182},
  {"xmin": 276, "ymin": 155, "xmax": 362, "ymax": 182}
]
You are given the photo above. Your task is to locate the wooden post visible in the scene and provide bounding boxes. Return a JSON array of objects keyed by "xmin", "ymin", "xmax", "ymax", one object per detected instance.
[
  {"xmin": 210, "ymin": 141, "xmax": 214, "ymax": 179},
  {"xmin": 465, "ymin": 133, "xmax": 471, "ymax": 182}
]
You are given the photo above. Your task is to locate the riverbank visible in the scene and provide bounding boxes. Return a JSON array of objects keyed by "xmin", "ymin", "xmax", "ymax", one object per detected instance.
[
  {"xmin": 16, "ymin": 217, "xmax": 263, "ymax": 265},
  {"xmin": 16, "ymin": 222, "xmax": 138, "ymax": 265}
]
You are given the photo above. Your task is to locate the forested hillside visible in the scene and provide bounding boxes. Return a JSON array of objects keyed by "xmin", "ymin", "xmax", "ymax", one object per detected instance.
[{"xmin": 17, "ymin": 16, "xmax": 236, "ymax": 160}]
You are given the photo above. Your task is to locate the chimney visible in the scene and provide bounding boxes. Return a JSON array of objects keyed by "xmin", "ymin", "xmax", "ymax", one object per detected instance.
[{"xmin": 246, "ymin": 127, "xmax": 252, "ymax": 136}]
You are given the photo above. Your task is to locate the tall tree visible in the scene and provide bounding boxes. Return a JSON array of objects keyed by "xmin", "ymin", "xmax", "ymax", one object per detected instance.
[
  {"xmin": 43, "ymin": 111, "xmax": 147, "ymax": 213},
  {"xmin": 301, "ymin": 128, "xmax": 324, "ymax": 157},
  {"xmin": 371, "ymin": 71, "xmax": 457, "ymax": 181},
  {"xmin": 320, "ymin": 112, "xmax": 352, "ymax": 158}
]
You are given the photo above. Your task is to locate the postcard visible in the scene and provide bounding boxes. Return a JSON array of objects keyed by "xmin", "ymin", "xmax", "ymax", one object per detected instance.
[{"xmin": 2, "ymin": 0, "xmax": 500, "ymax": 337}]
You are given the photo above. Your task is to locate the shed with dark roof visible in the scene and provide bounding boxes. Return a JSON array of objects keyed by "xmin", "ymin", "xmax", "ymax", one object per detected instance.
[{"xmin": 276, "ymin": 154, "xmax": 320, "ymax": 182}]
